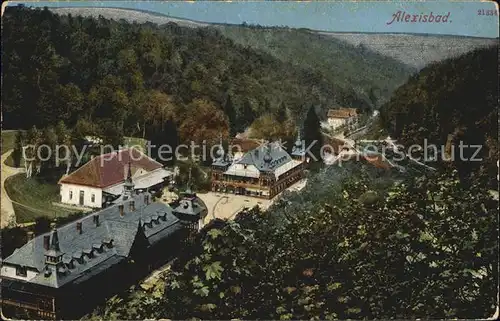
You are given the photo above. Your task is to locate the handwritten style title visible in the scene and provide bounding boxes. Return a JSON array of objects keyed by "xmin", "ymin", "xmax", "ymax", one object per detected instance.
[{"xmin": 387, "ymin": 11, "xmax": 451, "ymax": 25}]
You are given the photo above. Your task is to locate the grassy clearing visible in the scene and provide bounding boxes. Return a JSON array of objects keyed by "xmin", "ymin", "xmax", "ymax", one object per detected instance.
[
  {"xmin": 5, "ymin": 173, "xmax": 76, "ymax": 223},
  {"xmin": 124, "ymin": 136, "xmax": 148, "ymax": 151},
  {"xmin": 1, "ymin": 130, "xmax": 17, "ymax": 154}
]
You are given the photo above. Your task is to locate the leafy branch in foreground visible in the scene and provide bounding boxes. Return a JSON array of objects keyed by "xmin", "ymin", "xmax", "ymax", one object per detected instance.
[{"xmin": 92, "ymin": 168, "xmax": 497, "ymax": 319}]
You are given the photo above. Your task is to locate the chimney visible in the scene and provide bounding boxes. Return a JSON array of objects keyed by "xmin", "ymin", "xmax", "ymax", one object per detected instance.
[
  {"xmin": 27, "ymin": 231, "xmax": 35, "ymax": 242},
  {"xmin": 43, "ymin": 235, "xmax": 50, "ymax": 250},
  {"xmin": 76, "ymin": 222, "xmax": 83, "ymax": 234},
  {"xmin": 93, "ymin": 215, "xmax": 100, "ymax": 227},
  {"xmin": 129, "ymin": 200, "xmax": 135, "ymax": 211},
  {"xmin": 119, "ymin": 204, "xmax": 124, "ymax": 217}
]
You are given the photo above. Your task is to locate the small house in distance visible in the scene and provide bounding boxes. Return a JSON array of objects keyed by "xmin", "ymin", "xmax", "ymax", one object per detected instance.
[
  {"xmin": 327, "ymin": 108, "xmax": 359, "ymax": 130},
  {"xmin": 58, "ymin": 148, "xmax": 172, "ymax": 208},
  {"xmin": 211, "ymin": 134, "xmax": 306, "ymax": 199}
]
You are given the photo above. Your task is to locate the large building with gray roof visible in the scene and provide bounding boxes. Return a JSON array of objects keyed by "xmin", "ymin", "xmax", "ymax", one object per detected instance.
[
  {"xmin": 211, "ymin": 134, "xmax": 306, "ymax": 199},
  {"xmin": 1, "ymin": 166, "xmax": 207, "ymax": 319}
]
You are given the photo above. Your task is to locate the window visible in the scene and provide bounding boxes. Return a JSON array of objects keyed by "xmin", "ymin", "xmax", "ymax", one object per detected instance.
[
  {"xmin": 91, "ymin": 193, "xmax": 95, "ymax": 203},
  {"xmin": 69, "ymin": 191, "xmax": 73, "ymax": 200},
  {"xmin": 16, "ymin": 266, "xmax": 27, "ymax": 277}
]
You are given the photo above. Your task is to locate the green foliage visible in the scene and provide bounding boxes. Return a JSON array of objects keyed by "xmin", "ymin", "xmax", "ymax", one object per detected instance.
[
  {"xmin": 4, "ymin": 173, "xmax": 76, "ymax": 223},
  {"xmin": 12, "ymin": 130, "xmax": 26, "ymax": 167},
  {"xmin": 303, "ymin": 105, "xmax": 323, "ymax": 161},
  {"xmin": 249, "ymin": 113, "xmax": 295, "ymax": 142},
  {"xmin": 380, "ymin": 46, "xmax": 498, "ymax": 188},
  {"xmin": 1, "ymin": 211, "xmax": 84, "ymax": 259},
  {"xmin": 217, "ymin": 25, "xmax": 414, "ymax": 107},
  {"xmin": 98, "ymin": 164, "xmax": 497, "ymax": 319},
  {"xmin": 2, "ymin": 6, "xmax": 411, "ymax": 144}
]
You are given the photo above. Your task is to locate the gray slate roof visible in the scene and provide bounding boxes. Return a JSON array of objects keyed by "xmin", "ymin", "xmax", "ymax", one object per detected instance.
[
  {"xmin": 291, "ymin": 137, "xmax": 306, "ymax": 157},
  {"xmin": 172, "ymin": 190, "xmax": 208, "ymax": 221},
  {"xmin": 3, "ymin": 192, "xmax": 182, "ymax": 288},
  {"xmin": 212, "ymin": 144, "xmax": 232, "ymax": 168}
]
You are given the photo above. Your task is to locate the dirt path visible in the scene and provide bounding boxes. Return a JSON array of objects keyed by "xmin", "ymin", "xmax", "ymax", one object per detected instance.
[{"xmin": 1, "ymin": 149, "xmax": 25, "ymax": 228}]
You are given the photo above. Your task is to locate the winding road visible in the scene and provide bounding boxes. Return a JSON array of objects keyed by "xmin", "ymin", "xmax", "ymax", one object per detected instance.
[{"xmin": 1, "ymin": 149, "xmax": 25, "ymax": 228}]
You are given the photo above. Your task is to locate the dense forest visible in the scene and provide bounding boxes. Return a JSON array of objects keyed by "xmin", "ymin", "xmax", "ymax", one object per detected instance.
[
  {"xmin": 217, "ymin": 25, "xmax": 414, "ymax": 106},
  {"xmin": 1, "ymin": 6, "xmax": 411, "ymax": 146},
  {"xmin": 90, "ymin": 162, "xmax": 498, "ymax": 319},
  {"xmin": 380, "ymin": 46, "xmax": 499, "ymax": 188}
]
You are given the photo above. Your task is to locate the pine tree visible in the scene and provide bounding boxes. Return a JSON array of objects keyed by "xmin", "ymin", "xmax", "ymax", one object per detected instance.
[
  {"xmin": 276, "ymin": 102, "xmax": 287, "ymax": 123},
  {"xmin": 12, "ymin": 130, "xmax": 25, "ymax": 168},
  {"xmin": 224, "ymin": 94, "xmax": 237, "ymax": 137},
  {"xmin": 303, "ymin": 105, "xmax": 323, "ymax": 162},
  {"xmin": 237, "ymin": 100, "xmax": 256, "ymax": 133},
  {"xmin": 149, "ymin": 118, "xmax": 179, "ymax": 166}
]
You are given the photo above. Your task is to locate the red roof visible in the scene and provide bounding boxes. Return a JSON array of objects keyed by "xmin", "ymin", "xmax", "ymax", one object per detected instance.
[
  {"xmin": 59, "ymin": 148, "xmax": 162, "ymax": 188},
  {"xmin": 327, "ymin": 108, "xmax": 358, "ymax": 119},
  {"xmin": 360, "ymin": 154, "xmax": 392, "ymax": 170}
]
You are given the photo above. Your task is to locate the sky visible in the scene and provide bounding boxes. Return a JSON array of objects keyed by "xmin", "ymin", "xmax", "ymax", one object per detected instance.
[{"xmin": 8, "ymin": 1, "xmax": 500, "ymax": 38}]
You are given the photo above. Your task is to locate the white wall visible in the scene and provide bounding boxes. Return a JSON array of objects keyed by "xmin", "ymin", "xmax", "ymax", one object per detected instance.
[
  {"xmin": 60, "ymin": 183, "xmax": 103, "ymax": 208},
  {"xmin": 1, "ymin": 265, "xmax": 38, "ymax": 281},
  {"xmin": 132, "ymin": 168, "xmax": 148, "ymax": 178},
  {"xmin": 225, "ymin": 163, "xmax": 260, "ymax": 178},
  {"xmin": 328, "ymin": 118, "xmax": 347, "ymax": 129}
]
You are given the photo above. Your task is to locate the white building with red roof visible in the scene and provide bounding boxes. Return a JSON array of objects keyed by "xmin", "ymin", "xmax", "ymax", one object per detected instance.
[
  {"xmin": 58, "ymin": 148, "xmax": 172, "ymax": 208},
  {"xmin": 327, "ymin": 107, "xmax": 359, "ymax": 130}
]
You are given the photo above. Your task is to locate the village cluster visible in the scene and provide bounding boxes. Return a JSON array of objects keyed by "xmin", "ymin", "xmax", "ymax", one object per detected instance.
[{"xmin": 0, "ymin": 107, "xmax": 366, "ymax": 319}]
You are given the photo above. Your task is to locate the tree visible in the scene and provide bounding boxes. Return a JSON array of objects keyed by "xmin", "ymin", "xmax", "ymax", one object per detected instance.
[
  {"xmin": 135, "ymin": 90, "xmax": 176, "ymax": 139},
  {"xmin": 39, "ymin": 126, "xmax": 58, "ymax": 175},
  {"xmin": 53, "ymin": 83, "xmax": 84, "ymax": 123},
  {"xmin": 276, "ymin": 101, "xmax": 287, "ymax": 123},
  {"xmin": 12, "ymin": 130, "xmax": 26, "ymax": 168},
  {"xmin": 94, "ymin": 167, "xmax": 497, "ymax": 319},
  {"xmin": 303, "ymin": 105, "xmax": 323, "ymax": 162},
  {"xmin": 148, "ymin": 117, "xmax": 179, "ymax": 166},
  {"xmin": 236, "ymin": 99, "xmax": 257, "ymax": 134},
  {"xmin": 178, "ymin": 99, "xmax": 230, "ymax": 146},
  {"xmin": 55, "ymin": 120, "xmax": 73, "ymax": 175},
  {"xmin": 24, "ymin": 126, "xmax": 42, "ymax": 178},
  {"xmin": 379, "ymin": 46, "xmax": 498, "ymax": 188},
  {"xmin": 250, "ymin": 114, "xmax": 295, "ymax": 142},
  {"xmin": 223, "ymin": 94, "xmax": 237, "ymax": 137},
  {"xmin": 100, "ymin": 120, "xmax": 124, "ymax": 148}
]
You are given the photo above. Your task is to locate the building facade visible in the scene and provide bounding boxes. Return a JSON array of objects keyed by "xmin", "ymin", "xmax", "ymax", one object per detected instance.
[
  {"xmin": 211, "ymin": 135, "xmax": 306, "ymax": 199},
  {"xmin": 58, "ymin": 148, "xmax": 172, "ymax": 208},
  {"xmin": 1, "ymin": 171, "xmax": 207, "ymax": 320}
]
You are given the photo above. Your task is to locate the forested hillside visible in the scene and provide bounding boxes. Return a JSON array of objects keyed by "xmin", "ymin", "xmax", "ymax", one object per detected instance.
[
  {"xmin": 217, "ymin": 25, "xmax": 415, "ymax": 105},
  {"xmin": 380, "ymin": 46, "xmax": 498, "ymax": 187},
  {"xmin": 2, "ymin": 5, "xmax": 391, "ymax": 144},
  {"xmin": 90, "ymin": 162, "xmax": 498, "ymax": 319}
]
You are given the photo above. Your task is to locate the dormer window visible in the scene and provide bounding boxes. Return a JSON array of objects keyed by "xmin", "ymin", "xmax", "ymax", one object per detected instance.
[
  {"xmin": 67, "ymin": 261, "xmax": 75, "ymax": 269},
  {"xmin": 92, "ymin": 243, "xmax": 104, "ymax": 253},
  {"xmin": 103, "ymin": 238, "xmax": 114, "ymax": 248},
  {"xmin": 83, "ymin": 249, "xmax": 94, "ymax": 259},
  {"xmin": 57, "ymin": 266, "xmax": 68, "ymax": 275},
  {"xmin": 16, "ymin": 266, "xmax": 27, "ymax": 277},
  {"xmin": 73, "ymin": 251, "xmax": 84, "ymax": 264}
]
